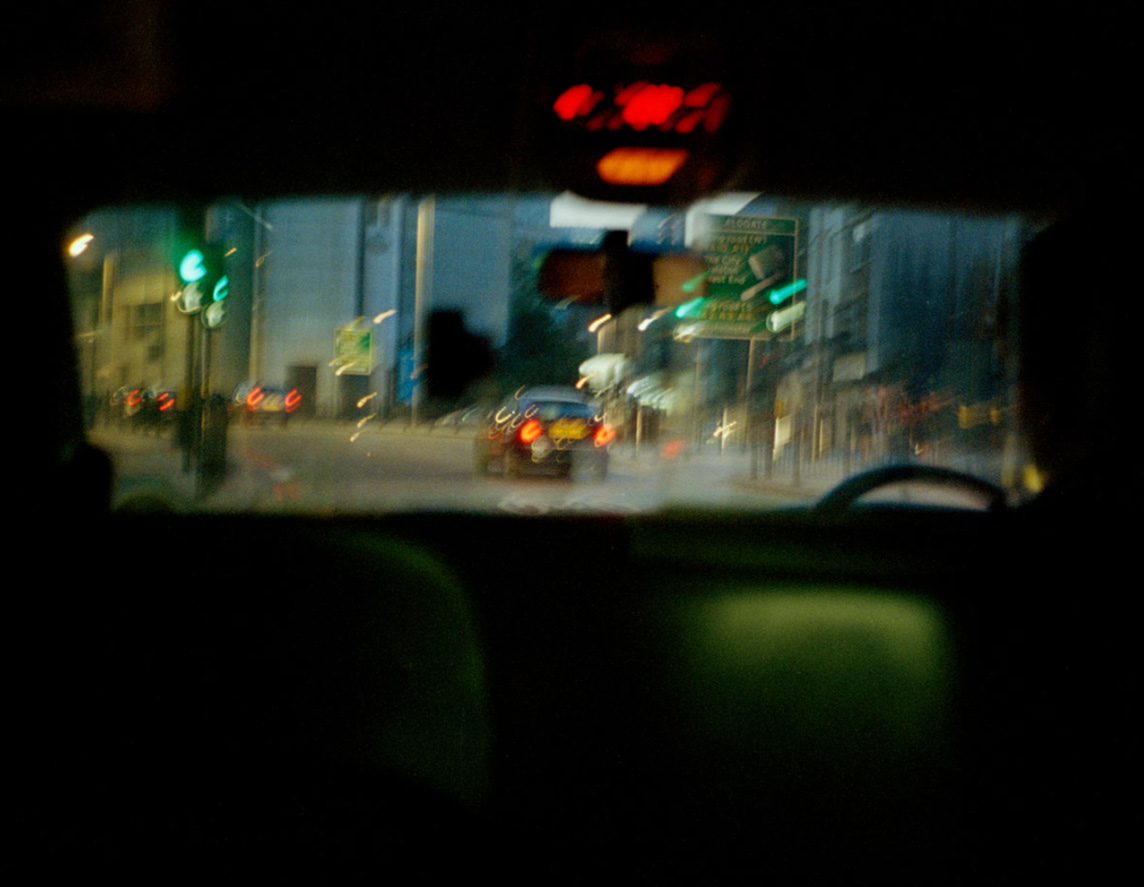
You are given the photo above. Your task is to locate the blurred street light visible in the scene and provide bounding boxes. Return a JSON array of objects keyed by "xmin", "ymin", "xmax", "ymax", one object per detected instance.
[
  {"xmin": 589, "ymin": 312, "xmax": 614, "ymax": 354},
  {"xmin": 638, "ymin": 307, "xmax": 671, "ymax": 331},
  {"xmin": 588, "ymin": 313, "xmax": 613, "ymax": 333},
  {"xmin": 68, "ymin": 233, "xmax": 94, "ymax": 257}
]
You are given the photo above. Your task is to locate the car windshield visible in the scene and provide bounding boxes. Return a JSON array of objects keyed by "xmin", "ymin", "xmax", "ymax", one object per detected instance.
[{"xmin": 66, "ymin": 193, "xmax": 1039, "ymax": 514}]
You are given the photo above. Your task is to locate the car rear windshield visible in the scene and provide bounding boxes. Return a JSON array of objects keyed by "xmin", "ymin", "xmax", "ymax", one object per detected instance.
[{"xmin": 526, "ymin": 402, "xmax": 596, "ymax": 421}]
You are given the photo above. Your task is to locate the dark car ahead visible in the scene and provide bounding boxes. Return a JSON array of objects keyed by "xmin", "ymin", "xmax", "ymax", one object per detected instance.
[{"xmin": 474, "ymin": 388, "xmax": 614, "ymax": 479}]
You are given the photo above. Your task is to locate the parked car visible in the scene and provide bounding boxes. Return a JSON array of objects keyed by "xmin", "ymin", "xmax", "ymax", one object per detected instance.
[
  {"xmin": 110, "ymin": 385, "xmax": 177, "ymax": 428},
  {"xmin": 232, "ymin": 383, "xmax": 301, "ymax": 425}
]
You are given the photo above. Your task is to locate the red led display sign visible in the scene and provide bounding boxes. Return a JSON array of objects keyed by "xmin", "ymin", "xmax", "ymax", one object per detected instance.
[{"xmin": 553, "ymin": 81, "xmax": 731, "ymax": 136}]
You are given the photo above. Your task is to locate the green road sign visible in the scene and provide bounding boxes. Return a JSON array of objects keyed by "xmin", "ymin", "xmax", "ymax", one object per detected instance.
[
  {"xmin": 334, "ymin": 324, "xmax": 373, "ymax": 375},
  {"xmin": 680, "ymin": 216, "xmax": 800, "ymax": 338}
]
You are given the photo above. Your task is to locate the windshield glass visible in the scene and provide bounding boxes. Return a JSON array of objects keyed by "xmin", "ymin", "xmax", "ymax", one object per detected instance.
[{"xmin": 66, "ymin": 193, "xmax": 1038, "ymax": 514}]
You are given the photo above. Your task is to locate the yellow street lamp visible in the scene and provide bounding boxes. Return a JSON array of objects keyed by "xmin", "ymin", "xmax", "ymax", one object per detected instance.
[{"xmin": 68, "ymin": 233, "xmax": 94, "ymax": 257}]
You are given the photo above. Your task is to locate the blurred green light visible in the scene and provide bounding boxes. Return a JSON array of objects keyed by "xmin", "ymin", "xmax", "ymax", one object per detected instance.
[
  {"xmin": 768, "ymin": 278, "xmax": 807, "ymax": 305},
  {"xmin": 681, "ymin": 271, "xmax": 708, "ymax": 293},
  {"xmin": 674, "ymin": 297, "xmax": 706, "ymax": 318},
  {"xmin": 178, "ymin": 249, "xmax": 207, "ymax": 283}
]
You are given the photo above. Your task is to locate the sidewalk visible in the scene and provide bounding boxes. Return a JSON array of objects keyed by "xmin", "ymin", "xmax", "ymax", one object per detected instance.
[{"xmin": 610, "ymin": 437, "xmax": 852, "ymax": 504}]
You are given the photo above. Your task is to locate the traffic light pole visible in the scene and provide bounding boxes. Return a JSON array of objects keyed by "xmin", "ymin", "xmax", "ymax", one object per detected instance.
[
  {"xmin": 195, "ymin": 324, "xmax": 211, "ymax": 499},
  {"xmin": 174, "ymin": 205, "xmax": 230, "ymax": 495},
  {"xmin": 181, "ymin": 298, "xmax": 200, "ymax": 473}
]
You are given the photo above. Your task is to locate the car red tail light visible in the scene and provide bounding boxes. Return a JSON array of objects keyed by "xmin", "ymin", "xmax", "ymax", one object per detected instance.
[
  {"xmin": 285, "ymin": 389, "xmax": 301, "ymax": 412},
  {"xmin": 519, "ymin": 419, "xmax": 544, "ymax": 444},
  {"xmin": 246, "ymin": 387, "xmax": 265, "ymax": 411},
  {"xmin": 594, "ymin": 423, "xmax": 616, "ymax": 446}
]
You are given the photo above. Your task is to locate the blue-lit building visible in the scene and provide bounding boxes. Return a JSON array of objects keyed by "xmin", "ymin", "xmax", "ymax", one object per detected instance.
[
  {"xmin": 232, "ymin": 195, "xmax": 518, "ymax": 417},
  {"xmin": 798, "ymin": 205, "xmax": 1028, "ymax": 461}
]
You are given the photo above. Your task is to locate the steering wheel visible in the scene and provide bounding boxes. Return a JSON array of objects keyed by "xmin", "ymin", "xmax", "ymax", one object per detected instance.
[{"xmin": 814, "ymin": 464, "xmax": 1008, "ymax": 516}]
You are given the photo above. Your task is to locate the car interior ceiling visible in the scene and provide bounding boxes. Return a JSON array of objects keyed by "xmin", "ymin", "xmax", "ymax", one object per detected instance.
[{"xmin": 12, "ymin": 4, "xmax": 1137, "ymax": 882}]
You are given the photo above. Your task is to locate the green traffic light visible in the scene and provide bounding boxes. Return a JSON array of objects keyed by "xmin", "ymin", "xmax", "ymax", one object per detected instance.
[
  {"xmin": 768, "ymin": 278, "xmax": 807, "ymax": 305},
  {"xmin": 179, "ymin": 249, "xmax": 207, "ymax": 284}
]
